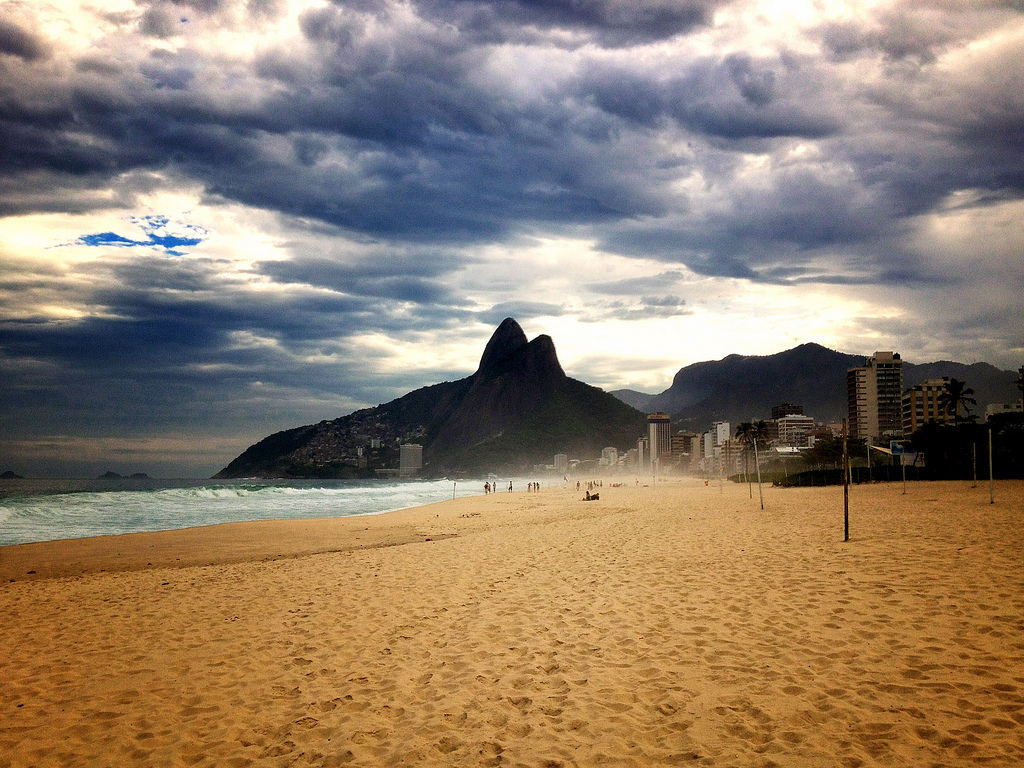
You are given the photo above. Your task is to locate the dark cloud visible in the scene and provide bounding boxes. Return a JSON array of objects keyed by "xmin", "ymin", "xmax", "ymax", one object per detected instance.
[
  {"xmin": 577, "ymin": 52, "xmax": 841, "ymax": 140},
  {"xmin": 260, "ymin": 254, "xmax": 459, "ymax": 304},
  {"xmin": 140, "ymin": 6, "xmax": 184, "ymax": 38},
  {"xmin": 413, "ymin": 0, "xmax": 724, "ymax": 47},
  {"xmin": 664, "ymin": 54, "xmax": 840, "ymax": 141},
  {"xmin": 594, "ymin": 158, "xmax": 906, "ymax": 284},
  {"xmin": 0, "ymin": 19, "xmax": 48, "ymax": 61},
  {"xmin": 815, "ymin": 3, "xmax": 1016, "ymax": 65}
]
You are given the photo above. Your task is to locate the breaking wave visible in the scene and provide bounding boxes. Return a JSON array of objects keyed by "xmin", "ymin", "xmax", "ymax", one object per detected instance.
[{"xmin": 0, "ymin": 477, "xmax": 481, "ymax": 546}]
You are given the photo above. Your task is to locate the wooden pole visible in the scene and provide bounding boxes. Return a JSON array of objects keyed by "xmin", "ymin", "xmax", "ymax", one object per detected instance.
[
  {"xmin": 754, "ymin": 438, "xmax": 764, "ymax": 510},
  {"xmin": 747, "ymin": 443, "xmax": 752, "ymax": 498},
  {"xmin": 842, "ymin": 419, "xmax": 849, "ymax": 542},
  {"xmin": 989, "ymin": 426, "xmax": 995, "ymax": 504}
]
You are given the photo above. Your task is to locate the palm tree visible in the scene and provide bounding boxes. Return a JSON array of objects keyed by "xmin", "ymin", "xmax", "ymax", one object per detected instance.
[
  {"xmin": 938, "ymin": 378, "xmax": 977, "ymax": 426},
  {"xmin": 751, "ymin": 419, "xmax": 770, "ymax": 447}
]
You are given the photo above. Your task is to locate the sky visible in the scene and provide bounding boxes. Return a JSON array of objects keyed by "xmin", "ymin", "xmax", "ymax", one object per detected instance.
[{"xmin": 1, "ymin": 0, "xmax": 1023, "ymax": 477}]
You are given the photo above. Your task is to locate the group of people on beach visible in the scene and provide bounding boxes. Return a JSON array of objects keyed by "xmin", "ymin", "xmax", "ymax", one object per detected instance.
[
  {"xmin": 482, "ymin": 481, "xmax": 543, "ymax": 494},
  {"xmin": 575, "ymin": 479, "xmax": 603, "ymax": 501}
]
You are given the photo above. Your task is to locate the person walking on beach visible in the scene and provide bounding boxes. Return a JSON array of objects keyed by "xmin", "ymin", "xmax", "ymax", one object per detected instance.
[{"xmin": 508, "ymin": 481, "xmax": 513, "ymax": 492}]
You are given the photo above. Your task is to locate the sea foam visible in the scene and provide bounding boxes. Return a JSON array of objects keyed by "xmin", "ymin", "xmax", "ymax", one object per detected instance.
[{"xmin": 0, "ymin": 477, "xmax": 489, "ymax": 546}]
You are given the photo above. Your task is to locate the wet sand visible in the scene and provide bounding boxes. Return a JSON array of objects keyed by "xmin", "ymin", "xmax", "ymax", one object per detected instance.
[{"xmin": 2, "ymin": 479, "xmax": 1023, "ymax": 767}]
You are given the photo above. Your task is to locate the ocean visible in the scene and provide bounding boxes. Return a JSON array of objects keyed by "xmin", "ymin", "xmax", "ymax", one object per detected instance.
[{"xmin": 0, "ymin": 477, "xmax": 501, "ymax": 546}]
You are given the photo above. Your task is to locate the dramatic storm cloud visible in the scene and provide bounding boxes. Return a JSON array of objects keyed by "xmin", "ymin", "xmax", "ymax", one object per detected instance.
[{"xmin": 1, "ymin": 0, "xmax": 1022, "ymax": 475}]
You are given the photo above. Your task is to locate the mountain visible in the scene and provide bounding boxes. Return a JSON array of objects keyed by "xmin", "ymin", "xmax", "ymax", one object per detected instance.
[
  {"xmin": 902, "ymin": 360, "xmax": 1016, "ymax": 407},
  {"xmin": 608, "ymin": 389, "xmax": 656, "ymax": 411},
  {"xmin": 645, "ymin": 343, "xmax": 862, "ymax": 428},
  {"xmin": 215, "ymin": 318, "xmax": 647, "ymax": 478},
  {"xmin": 621, "ymin": 343, "xmax": 1019, "ymax": 431}
]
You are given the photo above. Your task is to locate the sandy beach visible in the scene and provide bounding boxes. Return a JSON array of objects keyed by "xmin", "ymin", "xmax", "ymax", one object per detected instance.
[{"xmin": 2, "ymin": 479, "xmax": 1023, "ymax": 767}]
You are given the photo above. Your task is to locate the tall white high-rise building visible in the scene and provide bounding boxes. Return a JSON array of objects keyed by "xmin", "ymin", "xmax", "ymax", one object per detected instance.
[
  {"xmin": 601, "ymin": 447, "xmax": 619, "ymax": 468},
  {"xmin": 399, "ymin": 443, "xmax": 422, "ymax": 478}
]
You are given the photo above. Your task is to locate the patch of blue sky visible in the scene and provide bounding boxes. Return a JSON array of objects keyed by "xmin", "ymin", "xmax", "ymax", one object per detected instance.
[
  {"xmin": 78, "ymin": 232, "xmax": 138, "ymax": 247},
  {"xmin": 70, "ymin": 215, "xmax": 207, "ymax": 255}
]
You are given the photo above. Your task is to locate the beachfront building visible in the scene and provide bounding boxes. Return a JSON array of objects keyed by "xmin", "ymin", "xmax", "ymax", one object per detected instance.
[
  {"xmin": 771, "ymin": 403, "xmax": 804, "ymax": 420},
  {"xmin": 697, "ymin": 421, "xmax": 732, "ymax": 474},
  {"xmin": 986, "ymin": 402, "xmax": 1023, "ymax": 418},
  {"xmin": 774, "ymin": 414, "xmax": 816, "ymax": 447},
  {"xmin": 554, "ymin": 453, "xmax": 568, "ymax": 472},
  {"xmin": 647, "ymin": 413, "xmax": 672, "ymax": 464},
  {"xmin": 623, "ymin": 447, "xmax": 639, "ymax": 468},
  {"xmin": 711, "ymin": 421, "xmax": 731, "ymax": 449},
  {"xmin": 902, "ymin": 377, "xmax": 951, "ymax": 434},
  {"xmin": 701, "ymin": 431, "xmax": 714, "ymax": 462},
  {"xmin": 671, "ymin": 430, "xmax": 701, "ymax": 472},
  {"xmin": 720, "ymin": 439, "xmax": 745, "ymax": 475},
  {"xmin": 601, "ymin": 447, "xmax": 619, "ymax": 469},
  {"xmin": 700, "ymin": 422, "xmax": 730, "ymax": 460},
  {"xmin": 847, "ymin": 351, "xmax": 904, "ymax": 444},
  {"xmin": 399, "ymin": 443, "xmax": 423, "ymax": 478}
]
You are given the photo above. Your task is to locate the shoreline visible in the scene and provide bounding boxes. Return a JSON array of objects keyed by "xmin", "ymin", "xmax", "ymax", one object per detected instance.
[
  {"xmin": 0, "ymin": 474, "xmax": 547, "ymax": 554},
  {"xmin": 0, "ymin": 476, "xmax": 1017, "ymax": 583},
  {"xmin": 0, "ymin": 477, "xmax": 602, "ymax": 581},
  {"xmin": 0, "ymin": 494, "xmax": 483, "ymax": 583}
]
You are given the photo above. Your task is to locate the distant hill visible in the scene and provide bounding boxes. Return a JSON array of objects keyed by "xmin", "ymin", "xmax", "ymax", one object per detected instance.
[
  {"xmin": 608, "ymin": 389, "xmax": 656, "ymax": 411},
  {"xmin": 646, "ymin": 343, "xmax": 861, "ymax": 429},
  {"xmin": 614, "ymin": 343, "xmax": 1019, "ymax": 431},
  {"xmin": 215, "ymin": 318, "xmax": 647, "ymax": 478}
]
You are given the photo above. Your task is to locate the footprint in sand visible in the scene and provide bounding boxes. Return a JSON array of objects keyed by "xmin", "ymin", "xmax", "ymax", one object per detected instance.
[{"xmin": 435, "ymin": 735, "xmax": 464, "ymax": 754}]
